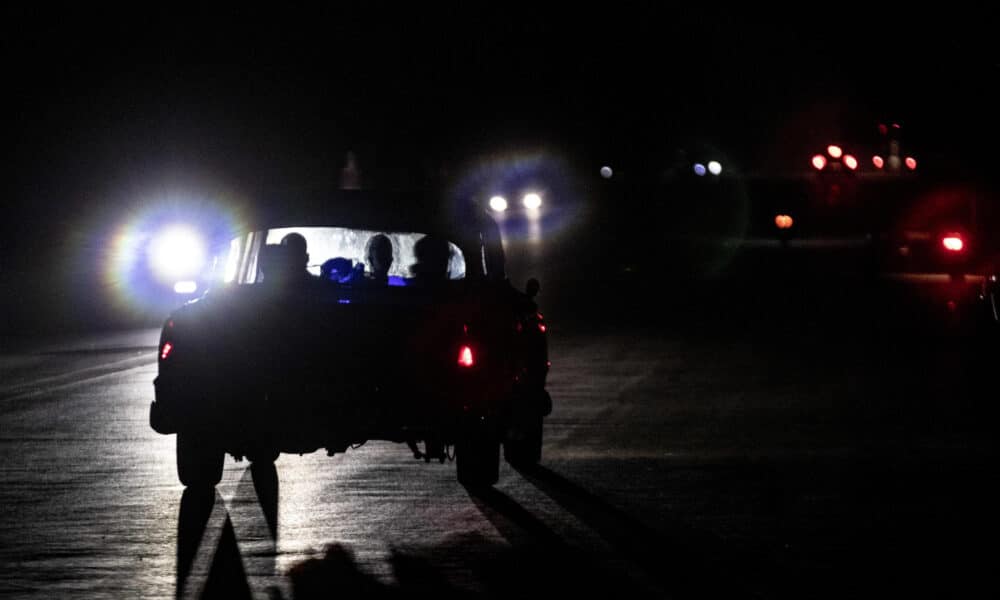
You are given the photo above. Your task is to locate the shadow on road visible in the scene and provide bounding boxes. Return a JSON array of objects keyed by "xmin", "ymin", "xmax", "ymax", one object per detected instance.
[
  {"xmin": 511, "ymin": 463, "xmax": 763, "ymax": 598},
  {"xmin": 176, "ymin": 462, "xmax": 278, "ymax": 599},
  {"xmin": 463, "ymin": 484, "xmax": 655, "ymax": 596},
  {"xmin": 288, "ymin": 543, "xmax": 480, "ymax": 599}
]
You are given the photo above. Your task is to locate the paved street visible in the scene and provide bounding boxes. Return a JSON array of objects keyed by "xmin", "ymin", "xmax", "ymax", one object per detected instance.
[{"xmin": 1, "ymin": 304, "xmax": 997, "ymax": 598}]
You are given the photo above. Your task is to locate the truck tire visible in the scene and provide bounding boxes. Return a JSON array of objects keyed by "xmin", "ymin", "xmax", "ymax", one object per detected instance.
[
  {"xmin": 177, "ymin": 433, "xmax": 224, "ymax": 487},
  {"xmin": 456, "ymin": 428, "xmax": 500, "ymax": 487},
  {"xmin": 504, "ymin": 414, "xmax": 543, "ymax": 467}
]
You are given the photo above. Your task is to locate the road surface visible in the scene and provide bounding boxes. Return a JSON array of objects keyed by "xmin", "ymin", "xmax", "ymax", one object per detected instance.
[{"xmin": 1, "ymin": 300, "xmax": 997, "ymax": 598}]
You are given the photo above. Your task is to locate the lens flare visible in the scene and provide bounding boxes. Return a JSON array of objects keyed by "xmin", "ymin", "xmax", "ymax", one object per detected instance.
[{"xmin": 102, "ymin": 195, "xmax": 242, "ymax": 317}]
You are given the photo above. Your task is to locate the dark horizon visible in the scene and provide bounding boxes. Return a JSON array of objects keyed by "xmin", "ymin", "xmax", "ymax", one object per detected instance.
[{"xmin": 3, "ymin": 11, "xmax": 999, "ymax": 333}]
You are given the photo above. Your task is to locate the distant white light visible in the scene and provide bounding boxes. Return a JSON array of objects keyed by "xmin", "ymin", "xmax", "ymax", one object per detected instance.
[
  {"xmin": 600, "ymin": 166, "xmax": 613, "ymax": 179},
  {"xmin": 522, "ymin": 193, "xmax": 542, "ymax": 210},
  {"xmin": 489, "ymin": 195, "xmax": 508, "ymax": 212},
  {"xmin": 149, "ymin": 226, "xmax": 205, "ymax": 281},
  {"xmin": 693, "ymin": 163, "xmax": 707, "ymax": 176},
  {"xmin": 707, "ymin": 161, "xmax": 722, "ymax": 175},
  {"xmin": 173, "ymin": 280, "xmax": 198, "ymax": 294}
]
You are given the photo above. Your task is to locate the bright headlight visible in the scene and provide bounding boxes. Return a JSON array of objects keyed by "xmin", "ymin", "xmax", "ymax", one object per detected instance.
[
  {"xmin": 149, "ymin": 225, "xmax": 205, "ymax": 282},
  {"xmin": 522, "ymin": 193, "xmax": 542, "ymax": 210}
]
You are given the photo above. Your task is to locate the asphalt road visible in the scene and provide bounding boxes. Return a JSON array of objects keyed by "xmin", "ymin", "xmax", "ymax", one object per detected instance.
[{"xmin": 1, "ymin": 297, "xmax": 997, "ymax": 599}]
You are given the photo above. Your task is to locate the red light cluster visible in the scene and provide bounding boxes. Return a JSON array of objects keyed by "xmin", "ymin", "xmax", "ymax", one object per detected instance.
[
  {"xmin": 942, "ymin": 235, "xmax": 964, "ymax": 252},
  {"xmin": 458, "ymin": 345, "xmax": 475, "ymax": 367}
]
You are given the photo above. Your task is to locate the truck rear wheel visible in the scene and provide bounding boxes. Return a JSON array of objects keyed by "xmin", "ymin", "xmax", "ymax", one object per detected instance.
[
  {"xmin": 177, "ymin": 433, "xmax": 224, "ymax": 487},
  {"xmin": 456, "ymin": 427, "xmax": 500, "ymax": 487},
  {"xmin": 504, "ymin": 414, "xmax": 543, "ymax": 467}
]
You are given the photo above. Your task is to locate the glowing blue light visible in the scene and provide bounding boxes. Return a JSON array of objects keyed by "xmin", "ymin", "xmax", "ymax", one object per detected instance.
[
  {"xmin": 338, "ymin": 298, "xmax": 351, "ymax": 304},
  {"xmin": 693, "ymin": 163, "xmax": 707, "ymax": 176}
]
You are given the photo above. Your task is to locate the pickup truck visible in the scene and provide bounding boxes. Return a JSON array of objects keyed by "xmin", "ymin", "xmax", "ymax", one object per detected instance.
[{"xmin": 150, "ymin": 190, "xmax": 550, "ymax": 487}]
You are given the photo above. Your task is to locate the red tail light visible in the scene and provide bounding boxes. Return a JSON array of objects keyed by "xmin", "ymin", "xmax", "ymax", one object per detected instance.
[
  {"xmin": 458, "ymin": 345, "xmax": 475, "ymax": 367},
  {"xmin": 942, "ymin": 235, "xmax": 964, "ymax": 252},
  {"xmin": 160, "ymin": 342, "xmax": 173, "ymax": 360}
]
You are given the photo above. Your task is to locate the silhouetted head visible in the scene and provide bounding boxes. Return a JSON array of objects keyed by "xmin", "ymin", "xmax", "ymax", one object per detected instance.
[
  {"xmin": 259, "ymin": 244, "xmax": 297, "ymax": 285},
  {"xmin": 280, "ymin": 232, "xmax": 309, "ymax": 270},
  {"xmin": 411, "ymin": 235, "xmax": 451, "ymax": 280},
  {"xmin": 365, "ymin": 234, "xmax": 393, "ymax": 279},
  {"xmin": 320, "ymin": 257, "xmax": 353, "ymax": 282}
]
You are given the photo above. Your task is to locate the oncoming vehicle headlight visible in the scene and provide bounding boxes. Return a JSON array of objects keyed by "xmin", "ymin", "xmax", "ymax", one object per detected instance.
[
  {"xmin": 148, "ymin": 225, "xmax": 206, "ymax": 282},
  {"xmin": 522, "ymin": 193, "xmax": 542, "ymax": 210}
]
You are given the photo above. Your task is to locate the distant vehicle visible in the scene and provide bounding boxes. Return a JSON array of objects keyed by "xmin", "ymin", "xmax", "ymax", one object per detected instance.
[{"xmin": 149, "ymin": 190, "xmax": 551, "ymax": 488}]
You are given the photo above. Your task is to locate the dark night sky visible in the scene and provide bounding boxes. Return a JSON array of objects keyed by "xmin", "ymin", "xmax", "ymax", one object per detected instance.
[
  {"xmin": 1, "ymin": 8, "xmax": 998, "ymax": 330},
  {"xmin": 5, "ymin": 11, "xmax": 997, "ymax": 188}
]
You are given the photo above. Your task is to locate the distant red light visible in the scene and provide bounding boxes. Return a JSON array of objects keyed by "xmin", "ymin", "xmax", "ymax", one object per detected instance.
[
  {"xmin": 811, "ymin": 155, "xmax": 827, "ymax": 170},
  {"xmin": 827, "ymin": 145, "xmax": 843, "ymax": 159},
  {"xmin": 905, "ymin": 157, "xmax": 917, "ymax": 170},
  {"xmin": 775, "ymin": 214, "xmax": 794, "ymax": 230},
  {"xmin": 538, "ymin": 323, "xmax": 547, "ymax": 333},
  {"xmin": 942, "ymin": 236, "xmax": 964, "ymax": 252},
  {"xmin": 160, "ymin": 342, "xmax": 173, "ymax": 360},
  {"xmin": 872, "ymin": 155, "xmax": 884, "ymax": 169},
  {"xmin": 843, "ymin": 155, "xmax": 858, "ymax": 170},
  {"xmin": 458, "ymin": 345, "xmax": 475, "ymax": 367},
  {"xmin": 878, "ymin": 123, "xmax": 888, "ymax": 136}
]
